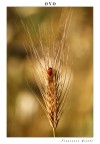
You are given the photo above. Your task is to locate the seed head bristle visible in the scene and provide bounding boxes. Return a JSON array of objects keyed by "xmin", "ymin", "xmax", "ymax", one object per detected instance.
[{"xmin": 17, "ymin": 7, "xmax": 73, "ymax": 137}]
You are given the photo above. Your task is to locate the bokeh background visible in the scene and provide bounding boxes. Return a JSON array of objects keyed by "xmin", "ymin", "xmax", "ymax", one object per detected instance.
[{"xmin": 7, "ymin": 7, "xmax": 93, "ymax": 137}]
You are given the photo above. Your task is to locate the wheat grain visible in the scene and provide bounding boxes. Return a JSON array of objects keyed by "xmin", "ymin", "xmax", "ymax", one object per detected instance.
[{"xmin": 16, "ymin": 7, "xmax": 73, "ymax": 137}]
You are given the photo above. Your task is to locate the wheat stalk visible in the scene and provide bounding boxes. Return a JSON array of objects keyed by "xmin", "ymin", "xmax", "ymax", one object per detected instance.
[{"xmin": 16, "ymin": 7, "xmax": 73, "ymax": 137}]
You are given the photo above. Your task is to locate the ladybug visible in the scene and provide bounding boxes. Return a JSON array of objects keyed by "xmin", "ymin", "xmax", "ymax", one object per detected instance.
[{"xmin": 47, "ymin": 67, "xmax": 53, "ymax": 76}]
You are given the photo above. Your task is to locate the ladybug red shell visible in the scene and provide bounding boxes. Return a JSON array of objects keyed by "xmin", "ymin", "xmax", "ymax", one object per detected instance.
[
  {"xmin": 47, "ymin": 68, "xmax": 53, "ymax": 76},
  {"xmin": 47, "ymin": 68, "xmax": 56, "ymax": 83}
]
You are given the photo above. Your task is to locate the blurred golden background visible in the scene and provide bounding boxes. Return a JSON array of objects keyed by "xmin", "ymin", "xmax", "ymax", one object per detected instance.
[{"xmin": 7, "ymin": 7, "xmax": 93, "ymax": 137}]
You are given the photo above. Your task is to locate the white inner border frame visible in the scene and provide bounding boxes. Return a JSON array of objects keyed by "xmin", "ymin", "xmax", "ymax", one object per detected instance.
[{"xmin": 0, "ymin": 0, "xmax": 99, "ymax": 144}]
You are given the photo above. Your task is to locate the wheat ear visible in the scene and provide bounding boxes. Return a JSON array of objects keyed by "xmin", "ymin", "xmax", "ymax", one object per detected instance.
[{"xmin": 16, "ymin": 7, "xmax": 73, "ymax": 137}]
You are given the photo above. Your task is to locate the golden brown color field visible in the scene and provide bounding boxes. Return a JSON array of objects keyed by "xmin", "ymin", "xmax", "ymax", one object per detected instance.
[{"xmin": 7, "ymin": 7, "xmax": 93, "ymax": 137}]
